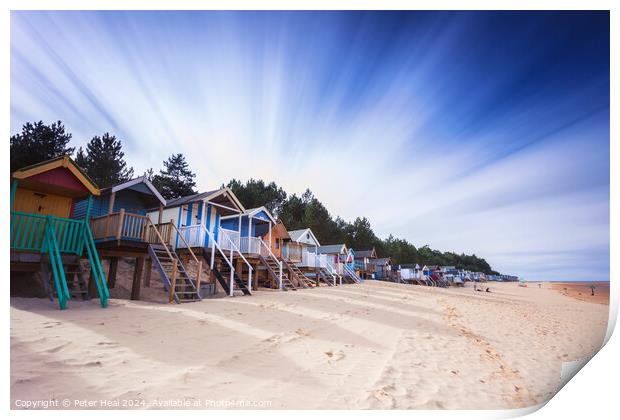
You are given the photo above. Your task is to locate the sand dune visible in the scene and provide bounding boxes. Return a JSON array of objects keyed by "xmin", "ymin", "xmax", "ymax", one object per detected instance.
[{"xmin": 10, "ymin": 281, "xmax": 608, "ymax": 409}]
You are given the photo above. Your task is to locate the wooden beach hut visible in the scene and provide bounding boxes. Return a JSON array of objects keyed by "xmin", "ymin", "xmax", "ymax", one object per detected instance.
[
  {"xmin": 368, "ymin": 257, "xmax": 392, "ymax": 280},
  {"xmin": 317, "ymin": 244, "xmax": 360, "ymax": 283},
  {"xmin": 146, "ymin": 187, "xmax": 255, "ymax": 298},
  {"xmin": 74, "ymin": 176, "xmax": 178, "ymax": 302},
  {"xmin": 10, "ymin": 156, "xmax": 109, "ymax": 309},
  {"xmin": 354, "ymin": 248, "xmax": 377, "ymax": 279},
  {"xmin": 285, "ymin": 228, "xmax": 336, "ymax": 287},
  {"xmin": 219, "ymin": 207, "xmax": 298, "ymax": 291}
]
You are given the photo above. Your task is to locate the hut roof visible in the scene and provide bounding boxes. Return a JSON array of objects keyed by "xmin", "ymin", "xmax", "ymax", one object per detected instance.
[
  {"xmin": 101, "ymin": 176, "xmax": 166, "ymax": 206},
  {"xmin": 354, "ymin": 249, "xmax": 377, "ymax": 258},
  {"xmin": 12, "ymin": 155, "xmax": 99, "ymax": 197},
  {"xmin": 317, "ymin": 244, "xmax": 348, "ymax": 255},
  {"xmin": 288, "ymin": 228, "xmax": 320, "ymax": 246}
]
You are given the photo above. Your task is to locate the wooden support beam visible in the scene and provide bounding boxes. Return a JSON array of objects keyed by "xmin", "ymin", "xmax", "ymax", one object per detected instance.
[
  {"xmin": 169, "ymin": 264, "xmax": 177, "ymax": 303},
  {"xmin": 196, "ymin": 260, "xmax": 202, "ymax": 295},
  {"xmin": 87, "ymin": 267, "xmax": 98, "ymax": 298},
  {"xmin": 158, "ymin": 203, "xmax": 163, "ymax": 224},
  {"xmin": 117, "ymin": 208, "xmax": 125, "ymax": 241},
  {"xmin": 108, "ymin": 191, "xmax": 116, "ymax": 214},
  {"xmin": 131, "ymin": 257, "xmax": 145, "ymax": 300},
  {"xmin": 143, "ymin": 258, "xmax": 152, "ymax": 287},
  {"xmin": 107, "ymin": 257, "xmax": 119, "ymax": 288}
]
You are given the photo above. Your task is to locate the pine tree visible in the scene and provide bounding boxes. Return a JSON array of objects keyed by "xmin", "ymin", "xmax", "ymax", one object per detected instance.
[
  {"xmin": 10, "ymin": 121, "xmax": 74, "ymax": 172},
  {"xmin": 151, "ymin": 153, "xmax": 197, "ymax": 199},
  {"xmin": 75, "ymin": 133, "xmax": 134, "ymax": 187}
]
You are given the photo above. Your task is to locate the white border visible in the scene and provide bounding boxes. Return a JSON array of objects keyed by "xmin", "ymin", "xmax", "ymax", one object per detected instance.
[{"xmin": 3, "ymin": 2, "xmax": 617, "ymax": 419}]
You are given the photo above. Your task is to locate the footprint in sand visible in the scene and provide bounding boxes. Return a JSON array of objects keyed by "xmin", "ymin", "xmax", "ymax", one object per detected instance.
[
  {"xmin": 46, "ymin": 343, "xmax": 70, "ymax": 353},
  {"xmin": 264, "ymin": 334, "xmax": 282, "ymax": 344},
  {"xmin": 295, "ymin": 328, "xmax": 310, "ymax": 337},
  {"xmin": 325, "ymin": 350, "xmax": 346, "ymax": 361}
]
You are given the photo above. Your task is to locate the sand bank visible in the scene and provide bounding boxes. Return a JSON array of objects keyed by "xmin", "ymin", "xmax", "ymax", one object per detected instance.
[{"xmin": 11, "ymin": 281, "xmax": 608, "ymax": 409}]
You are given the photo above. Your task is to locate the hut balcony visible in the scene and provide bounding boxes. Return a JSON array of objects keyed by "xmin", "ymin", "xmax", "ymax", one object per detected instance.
[
  {"xmin": 89, "ymin": 210, "xmax": 173, "ymax": 245},
  {"xmin": 11, "ymin": 210, "xmax": 87, "ymax": 255}
]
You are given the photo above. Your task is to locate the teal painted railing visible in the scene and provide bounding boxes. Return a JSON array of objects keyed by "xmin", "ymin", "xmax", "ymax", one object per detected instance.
[
  {"xmin": 10, "ymin": 211, "xmax": 109, "ymax": 309},
  {"xmin": 43, "ymin": 223, "xmax": 71, "ymax": 309}
]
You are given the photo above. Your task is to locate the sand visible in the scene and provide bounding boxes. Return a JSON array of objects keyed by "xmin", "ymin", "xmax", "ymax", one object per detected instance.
[
  {"xmin": 547, "ymin": 281, "xmax": 610, "ymax": 305},
  {"xmin": 10, "ymin": 280, "xmax": 608, "ymax": 410}
]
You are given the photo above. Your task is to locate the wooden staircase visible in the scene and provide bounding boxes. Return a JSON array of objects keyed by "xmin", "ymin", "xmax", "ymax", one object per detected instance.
[
  {"xmin": 259, "ymin": 254, "xmax": 296, "ymax": 290},
  {"xmin": 343, "ymin": 265, "xmax": 362, "ymax": 283},
  {"xmin": 148, "ymin": 244, "xmax": 201, "ymax": 303},
  {"xmin": 317, "ymin": 267, "xmax": 335, "ymax": 287},
  {"xmin": 283, "ymin": 260, "xmax": 313, "ymax": 288},
  {"xmin": 204, "ymin": 251, "xmax": 251, "ymax": 296},
  {"xmin": 41, "ymin": 256, "xmax": 89, "ymax": 301}
]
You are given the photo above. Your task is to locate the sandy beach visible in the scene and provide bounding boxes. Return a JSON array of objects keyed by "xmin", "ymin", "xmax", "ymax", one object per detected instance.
[{"xmin": 11, "ymin": 280, "xmax": 608, "ymax": 410}]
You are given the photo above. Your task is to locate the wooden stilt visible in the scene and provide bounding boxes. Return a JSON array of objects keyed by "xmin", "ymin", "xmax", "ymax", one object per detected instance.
[
  {"xmin": 131, "ymin": 257, "xmax": 145, "ymax": 300},
  {"xmin": 169, "ymin": 264, "xmax": 178, "ymax": 303},
  {"xmin": 88, "ymin": 267, "xmax": 98, "ymax": 298},
  {"xmin": 107, "ymin": 257, "xmax": 119, "ymax": 288},
  {"xmin": 143, "ymin": 258, "xmax": 152, "ymax": 287}
]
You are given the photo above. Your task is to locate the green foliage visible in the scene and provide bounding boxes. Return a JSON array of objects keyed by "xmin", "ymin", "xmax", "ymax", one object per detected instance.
[
  {"xmin": 227, "ymin": 178, "xmax": 287, "ymax": 216},
  {"xmin": 74, "ymin": 133, "xmax": 134, "ymax": 187},
  {"xmin": 10, "ymin": 121, "xmax": 74, "ymax": 172},
  {"xmin": 151, "ymin": 153, "xmax": 197, "ymax": 199}
]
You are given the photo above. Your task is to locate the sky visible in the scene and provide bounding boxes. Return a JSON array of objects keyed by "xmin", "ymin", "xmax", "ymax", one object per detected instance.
[{"xmin": 10, "ymin": 11, "xmax": 610, "ymax": 281}]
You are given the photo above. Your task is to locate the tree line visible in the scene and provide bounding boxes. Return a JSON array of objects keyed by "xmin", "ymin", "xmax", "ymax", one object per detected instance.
[{"xmin": 10, "ymin": 120, "xmax": 499, "ymax": 274}]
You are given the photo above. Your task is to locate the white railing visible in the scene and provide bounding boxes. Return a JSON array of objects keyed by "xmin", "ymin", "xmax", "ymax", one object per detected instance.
[
  {"xmin": 324, "ymin": 259, "xmax": 338, "ymax": 286},
  {"xmin": 219, "ymin": 228, "xmax": 238, "ymax": 251},
  {"xmin": 176, "ymin": 224, "xmax": 206, "ymax": 248},
  {"xmin": 300, "ymin": 250, "xmax": 317, "ymax": 268},
  {"xmin": 300, "ymin": 250, "xmax": 334, "ymax": 269},
  {"xmin": 238, "ymin": 236, "xmax": 261, "ymax": 255},
  {"xmin": 258, "ymin": 238, "xmax": 283, "ymax": 290},
  {"xmin": 343, "ymin": 264, "xmax": 362, "ymax": 283},
  {"xmin": 219, "ymin": 232, "xmax": 254, "ymax": 295},
  {"xmin": 175, "ymin": 224, "xmax": 253, "ymax": 297},
  {"xmin": 219, "ymin": 228, "xmax": 264, "ymax": 256}
]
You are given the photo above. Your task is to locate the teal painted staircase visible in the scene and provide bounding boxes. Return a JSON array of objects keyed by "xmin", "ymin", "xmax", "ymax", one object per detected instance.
[{"xmin": 10, "ymin": 212, "xmax": 109, "ymax": 309}]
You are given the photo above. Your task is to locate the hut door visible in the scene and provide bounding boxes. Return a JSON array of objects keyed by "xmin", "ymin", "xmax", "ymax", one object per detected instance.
[{"xmin": 13, "ymin": 189, "xmax": 72, "ymax": 218}]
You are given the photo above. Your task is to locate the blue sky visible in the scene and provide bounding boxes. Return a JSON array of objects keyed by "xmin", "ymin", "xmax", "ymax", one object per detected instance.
[{"xmin": 10, "ymin": 11, "xmax": 610, "ymax": 281}]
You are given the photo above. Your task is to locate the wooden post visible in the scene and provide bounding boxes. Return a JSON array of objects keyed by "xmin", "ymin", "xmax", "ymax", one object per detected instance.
[
  {"xmin": 107, "ymin": 257, "xmax": 119, "ymax": 288},
  {"xmin": 143, "ymin": 258, "xmax": 152, "ymax": 287},
  {"xmin": 131, "ymin": 257, "xmax": 144, "ymax": 300},
  {"xmin": 88, "ymin": 267, "xmax": 98, "ymax": 298},
  {"xmin": 117, "ymin": 209, "xmax": 125, "ymax": 241},
  {"xmin": 236, "ymin": 258, "xmax": 244, "ymax": 289},
  {"xmin": 158, "ymin": 204, "xmax": 163, "ymax": 224},
  {"xmin": 169, "ymin": 263, "xmax": 177, "ymax": 303},
  {"xmin": 108, "ymin": 191, "xmax": 116, "ymax": 214},
  {"xmin": 196, "ymin": 260, "xmax": 202, "ymax": 295}
]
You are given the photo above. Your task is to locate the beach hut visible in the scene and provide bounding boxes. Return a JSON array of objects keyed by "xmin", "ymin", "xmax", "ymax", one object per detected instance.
[
  {"xmin": 284, "ymin": 228, "xmax": 335, "ymax": 286},
  {"xmin": 10, "ymin": 156, "xmax": 108, "ymax": 309},
  {"xmin": 316, "ymin": 244, "xmax": 360, "ymax": 284},
  {"xmin": 259, "ymin": 219, "xmax": 289, "ymax": 259},
  {"xmin": 353, "ymin": 248, "xmax": 377, "ymax": 279},
  {"xmin": 260, "ymin": 221, "xmax": 313, "ymax": 289},
  {"xmin": 220, "ymin": 206, "xmax": 276, "ymax": 255},
  {"xmin": 368, "ymin": 257, "xmax": 392, "ymax": 280},
  {"xmin": 74, "ymin": 176, "xmax": 176, "ymax": 302},
  {"xmin": 219, "ymin": 207, "xmax": 297, "ymax": 291},
  {"xmin": 146, "ymin": 187, "xmax": 254, "ymax": 298}
]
